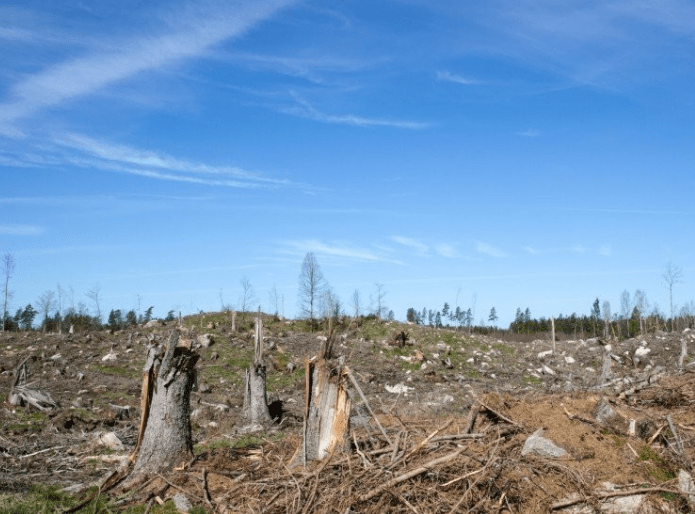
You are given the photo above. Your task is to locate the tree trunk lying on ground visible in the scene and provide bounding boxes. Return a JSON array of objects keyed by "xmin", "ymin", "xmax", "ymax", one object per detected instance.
[
  {"xmin": 241, "ymin": 310, "xmax": 272, "ymax": 431},
  {"xmin": 9, "ymin": 357, "xmax": 59, "ymax": 412},
  {"xmin": 291, "ymin": 330, "xmax": 351, "ymax": 467},
  {"xmin": 128, "ymin": 330, "xmax": 199, "ymax": 478}
]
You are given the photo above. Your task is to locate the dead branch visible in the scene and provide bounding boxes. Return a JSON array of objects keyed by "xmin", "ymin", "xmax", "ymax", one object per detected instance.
[
  {"xmin": 345, "ymin": 366, "xmax": 391, "ymax": 445},
  {"xmin": 359, "ymin": 448, "xmax": 464, "ymax": 502},
  {"xmin": 551, "ymin": 487, "xmax": 682, "ymax": 510}
]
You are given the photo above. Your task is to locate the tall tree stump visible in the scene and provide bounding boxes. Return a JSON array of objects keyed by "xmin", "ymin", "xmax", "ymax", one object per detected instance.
[
  {"xmin": 241, "ymin": 310, "xmax": 272, "ymax": 431},
  {"xmin": 291, "ymin": 332, "xmax": 351, "ymax": 466},
  {"xmin": 129, "ymin": 331, "xmax": 199, "ymax": 477}
]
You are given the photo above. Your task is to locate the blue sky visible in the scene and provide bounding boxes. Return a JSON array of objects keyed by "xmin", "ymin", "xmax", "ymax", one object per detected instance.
[{"xmin": 1, "ymin": 0, "xmax": 694, "ymax": 327}]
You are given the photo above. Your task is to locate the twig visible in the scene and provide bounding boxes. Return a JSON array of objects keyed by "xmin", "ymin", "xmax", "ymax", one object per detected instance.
[
  {"xmin": 156, "ymin": 474, "xmax": 205, "ymax": 503},
  {"xmin": 626, "ymin": 442, "xmax": 639, "ymax": 459},
  {"xmin": 552, "ymin": 487, "xmax": 682, "ymax": 510},
  {"xmin": 562, "ymin": 406, "xmax": 597, "ymax": 426},
  {"xmin": 19, "ymin": 445, "xmax": 63, "ymax": 459},
  {"xmin": 345, "ymin": 366, "xmax": 392, "ymax": 445},
  {"xmin": 201, "ymin": 468, "xmax": 214, "ymax": 511},
  {"xmin": 648, "ymin": 424, "xmax": 666, "ymax": 445},
  {"xmin": 430, "ymin": 433, "xmax": 484, "ymax": 443},
  {"xmin": 465, "ymin": 404, "xmax": 479, "ymax": 434},
  {"xmin": 391, "ymin": 490, "xmax": 420, "ymax": 514},
  {"xmin": 359, "ymin": 448, "xmax": 463, "ymax": 502},
  {"xmin": 666, "ymin": 415, "xmax": 686, "ymax": 456},
  {"xmin": 479, "ymin": 402, "xmax": 522, "ymax": 429},
  {"xmin": 442, "ymin": 467, "xmax": 484, "ymax": 487},
  {"xmin": 142, "ymin": 499, "xmax": 154, "ymax": 514},
  {"xmin": 352, "ymin": 431, "xmax": 372, "ymax": 468},
  {"xmin": 406, "ymin": 419, "xmax": 453, "ymax": 459}
]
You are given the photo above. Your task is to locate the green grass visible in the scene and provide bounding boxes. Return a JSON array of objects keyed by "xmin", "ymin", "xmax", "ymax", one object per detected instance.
[
  {"xmin": 94, "ymin": 364, "xmax": 139, "ymax": 378},
  {"xmin": 522, "ymin": 375, "xmax": 543, "ymax": 385},
  {"xmin": 492, "ymin": 343, "xmax": 516, "ymax": 356},
  {"xmin": 637, "ymin": 445, "xmax": 677, "ymax": 482},
  {"xmin": 267, "ymin": 367, "xmax": 305, "ymax": 392}
]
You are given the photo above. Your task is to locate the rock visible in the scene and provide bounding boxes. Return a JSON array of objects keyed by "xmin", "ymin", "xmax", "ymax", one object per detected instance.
[
  {"xmin": 199, "ymin": 383, "xmax": 212, "ymax": 394},
  {"xmin": 679, "ymin": 470, "xmax": 695, "ymax": 508},
  {"xmin": 210, "ymin": 352, "xmax": 219, "ymax": 360},
  {"xmin": 564, "ymin": 356, "xmax": 575, "ymax": 364},
  {"xmin": 538, "ymin": 350, "xmax": 553, "ymax": 359},
  {"xmin": 541, "ymin": 364, "xmax": 555, "ymax": 375},
  {"xmin": 172, "ymin": 493, "xmax": 193, "ymax": 512},
  {"xmin": 560, "ymin": 482, "xmax": 645, "ymax": 513},
  {"xmin": 197, "ymin": 333, "xmax": 214, "ymax": 348},
  {"xmin": 521, "ymin": 428, "xmax": 567, "ymax": 458},
  {"xmin": 634, "ymin": 346, "xmax": 650, "ymax": 357},
  {"xmin": 385, "ymin": 383, "xmax": 413, "ymax": 394},
  {"xmin": 144, "ymin": 319, "xmax": 161, "ymax": 328},
  {"xmin": 101, "ymin": 352, "xmax": 117, "ymax": 362},
  {"xmin": 593, "ymin": 398, "xmax": 617, "ymax": 422},
  {"xmin": 96, "ymin": 431, "xmax": 124, "ymax": 451},
  {"xmin": 286, "ymin": 362, "xmax": 296, "ymax": 373}
]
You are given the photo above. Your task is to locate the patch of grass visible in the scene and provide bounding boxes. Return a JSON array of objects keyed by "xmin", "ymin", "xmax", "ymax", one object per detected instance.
[
  {"xmin": 234, "ymin": 435, "xmax": 263, "ymax": 448},
  {"xmin": 492, "ymin": 343, "xmax": 516, "ymax": 356},
  {"xmin": 6, "ymin": 423, "xmax": 42, "ymax": 433},
  {"xmin": 637, "ymin": 445, "xmax": 677, "ymax": 482},
  {"xmin": 195, "ymin": 438, "xmax": 233, "ymax": 453},
  {"xmin": 356, "ymin": 319, "xmax": 391, "ymax": 342},
  {"xmin": 0, "ymin": 485, "xmax": 109, "ymax": 514},
  {"xmin": 267, "ymin": 367, "xmax": 305, "ymax": 392},
  {"xmin": 522, "ymin": 375, "xmax": 543, "ymax": 385},
  {"xmin": 94, "ymin": 364, "xmax": 139, "ymax": 377}
]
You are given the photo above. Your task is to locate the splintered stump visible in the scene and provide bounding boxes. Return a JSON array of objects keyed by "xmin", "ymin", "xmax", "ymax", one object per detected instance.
[
  {"xmin": 291, "ymin": 333, "xmax": 351, "ymax": 466},
  {"xmin": 129, "ymin": 331, "xmax": 199, "ymax": 478},
  {"xmin": 241, "ymin": 311, "xmax": 272, "ymax": 431},
  {"xmin": 9, "ymin": 357, "xmax": 59, "ymax": 412}
]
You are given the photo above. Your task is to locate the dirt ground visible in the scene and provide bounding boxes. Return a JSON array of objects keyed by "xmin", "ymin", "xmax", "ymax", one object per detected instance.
[{"xmin": 1, "ymin": 315, "xmax": 694, "ymax": 513}]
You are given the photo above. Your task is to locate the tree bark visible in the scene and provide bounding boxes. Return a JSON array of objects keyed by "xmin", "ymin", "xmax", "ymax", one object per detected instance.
[
  {"xmin": 291, "ymin": 331, "xmax": 350, "ymax": 466},
  {"xmin": 129, "ymin": 331, "xmax": 199, "ymax": 477},
  {"xmin": 241, "ymin": 311, "xmax": 272, "ymax": 430}
]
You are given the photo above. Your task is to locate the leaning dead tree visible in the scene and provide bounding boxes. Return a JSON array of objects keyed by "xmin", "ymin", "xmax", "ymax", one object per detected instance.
[
  {"xmin": 128, "ymin": 330, "xmax": 199, "ymax": 478},
  {"xmin": 291, "ymin": 328, "xmax": 351, "ymax": 466},
  {"xmin": 241, "ymin": 309, "xmax": 272, "ymax": 431},
  {"xmin": 8, "ymin": 357, "xmax": 59, "ymax": 411}
]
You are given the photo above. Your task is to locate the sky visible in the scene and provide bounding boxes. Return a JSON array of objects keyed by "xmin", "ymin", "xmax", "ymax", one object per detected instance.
[{"xmin": 1, "ymin": 0, "xmax": 694, "ymax": 327}]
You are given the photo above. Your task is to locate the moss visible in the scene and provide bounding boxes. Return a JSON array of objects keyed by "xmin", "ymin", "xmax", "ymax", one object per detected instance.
[{"xmin": 522, "ymin": 375, "xmax": 543, "ymax": 385}]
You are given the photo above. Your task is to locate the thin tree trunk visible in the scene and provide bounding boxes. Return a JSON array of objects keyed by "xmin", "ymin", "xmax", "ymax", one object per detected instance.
[{"xmin": 129, "ymin": 331, "xmax": 199, "ymax": 478}]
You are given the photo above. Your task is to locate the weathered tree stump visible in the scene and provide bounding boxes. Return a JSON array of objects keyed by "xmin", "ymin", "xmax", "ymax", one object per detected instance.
[
  {"xmin": 9, "ymin": 357, "xmax": 58, "ymax": 411},
  {"xmin": 128, "ymin": 331, "xmax": 199, "ymax": 478},
  {"xmin": 241, "ymin": 310, "xmax": 272, "ymax": 431},
  {"xmin": 290, "ymin": 331, "xmax": 351, "ymax": 466}
]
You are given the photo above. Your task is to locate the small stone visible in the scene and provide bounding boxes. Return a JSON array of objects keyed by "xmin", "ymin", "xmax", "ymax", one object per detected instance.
[
  {"xmin": 521, "ymin": 428, "xmax": 567, "ymax": 458},
  {"xmin": 197, "ymin": 333, "xmax": 215, "ymax": 348},
  {"xmin": 172, "ymin": 493, "xmax": 193, "ymax": 512}
]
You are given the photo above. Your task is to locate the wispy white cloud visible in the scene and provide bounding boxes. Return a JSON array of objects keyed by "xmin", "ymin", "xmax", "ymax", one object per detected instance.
[
  {"xmin": 434, "ymin": 244, "xmax": 460, "ymax": 258},
  {"xmin": 390, "ymin": 236, "xmax": 429, "ymax": 254},
  {"xmin": 281, "ymin": 94, "xmax": 431, "ymax": 129},
  {"xmin": 436, "ymin": 70, "xmax": 482, "ymax": 85},
  {"xmin": 0, "ymin": 0, "xmax": 297, "ymax": 126},
  {"xmin": 281, "ymin": 239, "xmax": 404, "ymax": 265},
  {"xmin": 0, "ymin": 224, "xmax": 45, "ymax": 236},
  {"xmin": 524, "ymin": 244, "xmax": 613, "ymax": 257},
  {"xmin": 51, "ymin": 133, "xmax": 293, "ymax": 189},
  {"xmin": 475, "ymin": 241, "xmax": 506, "ymax": 258}
]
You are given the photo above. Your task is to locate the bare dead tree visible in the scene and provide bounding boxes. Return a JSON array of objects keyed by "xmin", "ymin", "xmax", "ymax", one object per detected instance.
[
  {"xmin": 238, "ymin": 277, "xmax": 256, "ymax": 318},
  {"xmin": 1, "ymin": 252, "xmax": 15, "ymax": 331},
  {"xmin": 663, "ymin": 261, "xmax": 684, "ymax": 332},
  {"xmin": 56, "ymin": 284, "xmax": 64, "ymax": 334},
  {"xmin": 374, "ymin": 282, "xmax": 386, "ymax": 319},
  {"xmin": 85, "ymin": 283, "xmax": 103, "ymax": 323},
  {"xmin": 351, "ymin": 289, "xmax": 361, "ymax": 319},
  {"xmin": 268, "ymin": 284, "xmax": 280, "ymax": 316},
  {"xmin": 36, "ymin": 290, "xmax": 55, "ymax": 333},
  {"xmin": 298, "ymin": 252, "xmax": 325, "ymax": 322}
]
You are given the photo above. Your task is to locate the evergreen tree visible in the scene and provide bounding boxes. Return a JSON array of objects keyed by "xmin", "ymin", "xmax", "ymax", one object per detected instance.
[
  {"xmin": 126, "ymin": 309, "xmax": 138, "ymax": 327},
  {"xmin": 435, "ymin": 311, "xmax": 442, "ymax": 327},
  {"xmin": 442, "ymin": 302, "xmax": 450, "ymax": 319},
  {"xmin": 488, "ymin": 307, "xmax": 498, "ymax": 326}
]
